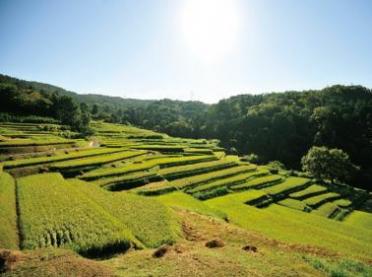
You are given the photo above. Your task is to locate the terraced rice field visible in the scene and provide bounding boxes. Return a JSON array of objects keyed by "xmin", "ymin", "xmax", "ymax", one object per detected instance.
[
  {"xmin": 17, "ymin": 173, "xmax": 138, "ymax": 255},
  {"xmin": 1, "ymin": 120, "xmax": 371, "ymax": 263}
]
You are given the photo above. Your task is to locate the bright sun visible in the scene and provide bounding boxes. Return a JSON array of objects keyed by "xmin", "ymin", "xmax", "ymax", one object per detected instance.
[{"xmin": 180, "ymin": 0, "xmax": 240, "ymax": 64}]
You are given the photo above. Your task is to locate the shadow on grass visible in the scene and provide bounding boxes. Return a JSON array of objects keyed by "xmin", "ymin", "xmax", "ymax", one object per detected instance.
[{"xmin": 78, "ymin": 241, "xmax": 132, "ymax": 260}]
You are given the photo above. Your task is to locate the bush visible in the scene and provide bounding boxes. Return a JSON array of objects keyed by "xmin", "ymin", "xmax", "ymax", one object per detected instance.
[{"xmin": 241, "ymin": 153, "xmax": 260, "ymax": 163}]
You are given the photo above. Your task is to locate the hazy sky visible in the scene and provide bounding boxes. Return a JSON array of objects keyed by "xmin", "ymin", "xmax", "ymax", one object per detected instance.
[{"xmin": 1, "ymin": 0, "xmax": 371, "ymax": 103}]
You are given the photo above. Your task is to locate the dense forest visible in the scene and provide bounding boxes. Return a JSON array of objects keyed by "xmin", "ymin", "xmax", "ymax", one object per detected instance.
[{"xmin": 1, "ymin": 74, "xmax": 371, "ymax": 190}]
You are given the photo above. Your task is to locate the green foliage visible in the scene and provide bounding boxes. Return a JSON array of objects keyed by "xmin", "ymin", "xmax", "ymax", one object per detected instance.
[
  {"xmin": 241, "ymin": 153, "xmax": 260, "ymax": 163},
  {"xmin": 0, "ymin": 172, "xmax": 18, "ymax": 249},
  {"xmin": 1, "ymin": 74, "xmax": 372, "ymax": 189},
  {"xmin": 301, "ymin": 146, "xmax": 359, "ymax": 184},
  {"xmin": 303, "ymin": 256, "xmax": 372, "ymax": 277}
]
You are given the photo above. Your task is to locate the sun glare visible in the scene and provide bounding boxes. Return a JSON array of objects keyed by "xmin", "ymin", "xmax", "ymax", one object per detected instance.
[{"xmin": 180, "ymin": 0, "xmax": 240, "ymax": 64}]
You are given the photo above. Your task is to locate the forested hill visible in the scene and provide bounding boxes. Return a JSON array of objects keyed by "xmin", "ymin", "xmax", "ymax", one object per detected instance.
[{"xmin": 1, "ymin": 73, "xmax": 371, "ymax": 190}]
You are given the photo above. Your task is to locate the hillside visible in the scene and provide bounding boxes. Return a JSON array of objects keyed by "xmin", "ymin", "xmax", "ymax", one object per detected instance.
[
  {"xmin": 0, "ymin": 120, "xmax": 371, "ymax": 276},
  {"xmin": 1, "ymin": 74, "xmax": 371, "ymax": 192}
]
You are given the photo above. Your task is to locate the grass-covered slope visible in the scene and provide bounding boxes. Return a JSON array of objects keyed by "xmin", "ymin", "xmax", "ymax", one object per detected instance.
[
  {"xmin": 68, "ymin": 179, "xmax": 178, "ymax": 248},
  {"xmin": 0, "ymin": 172, "xmax": 18, "ymax": 249},
  {"xmin": 17, "ymin": 173, "xmax": 139, "ymax": 256},
  {"xmin": 206, "ymin": 190, "xmax": 372, "ymax": 260},
  {"xmin": 1, "ymin": 120, "xmax": 372, "ymax": 274}
]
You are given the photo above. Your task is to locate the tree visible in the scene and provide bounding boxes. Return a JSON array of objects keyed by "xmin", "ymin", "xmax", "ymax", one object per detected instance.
[
  {"xmin": 301, "ymin": 146, "xmax": 358, "ymax": 184},
  {"xmin": 91, "ymin": 104, "xmax": 99, "ymax": 115}
]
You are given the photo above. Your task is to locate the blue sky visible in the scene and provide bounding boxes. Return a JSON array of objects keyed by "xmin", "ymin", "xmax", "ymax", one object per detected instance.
[{"xmin": 1, "ymin": 0, "xmax": 371, "ymax": 103}]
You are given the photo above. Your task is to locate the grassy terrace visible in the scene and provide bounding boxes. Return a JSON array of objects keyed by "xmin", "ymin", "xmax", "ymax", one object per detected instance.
[
  {"xmin": 289, "ymin": 184, "xmax": 327, "ymax": 199},
  {"xmin": 68, "ymin": 179, "xmax": 177, "ymax": 248},
  {"xmin": 0, "ymin": 138, "xmax": 75, "ymax": 147},
  {"xmin": 80, "ymin": 155, "xmax": 218, "ymax": 180},
  {"xmin": 303, "ymin": 192, "xmax": 341, "ymax": 207},
  {"xmin": 3, "ymin": 147, "xmax": 128, "ymax": 169},
  {"xmin": 0, "ymin": 172, "xmax": 18, "ymax": 249},
  {"xmin": 1, "ymin": 118, "xmax": 371, "ymax": 274},
  {"xmin": 230, "ymin": 174, "xmax": 282, "ymax": 191},
  {"xmin": 262, "ymin": 177, "xmax": 311, "ymax": 196},
  {"xmin": 188, "ymin": 169, "xmax": 270, "ymax": 194},
  {"xmin": 50, "ymin": 150, "xmax": 146, "ymax": 171},
  {"xmin": 17, "ymin": 173, "xmax": 139, "ymax": 255},
  {"xmin": 95, "ymin": 171, "xmax": 160, "ymax": 190},
  {"xmin": 172, "ymin": 164, "xmax": 256, "ymax": 189},
  {"xmin": 344, "ymin": 210, "xmax": 372, "ymax": 230},
  {"xmin": 155, "ymin": 191, "xmax": 227, "ymax": 219},
  {"xmin": 206, "ymin": 191, "xmax": 372, "ymax": 260},
  {"xmin": 157, "ymin": 157, "xmax": 238, "ymax": 180},
  {"xmin": 137, "ymin": 164, "xmax": 257, "ymax": 195},
  {"xmin": 277, "ymin": 198, "xmax": 309, "ymax": 211}
]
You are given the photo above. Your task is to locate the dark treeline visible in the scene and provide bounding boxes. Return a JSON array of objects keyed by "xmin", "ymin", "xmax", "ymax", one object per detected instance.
[{"xmin": 1, "ymin": 74, "xmax": 371, "ymax": 190}]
